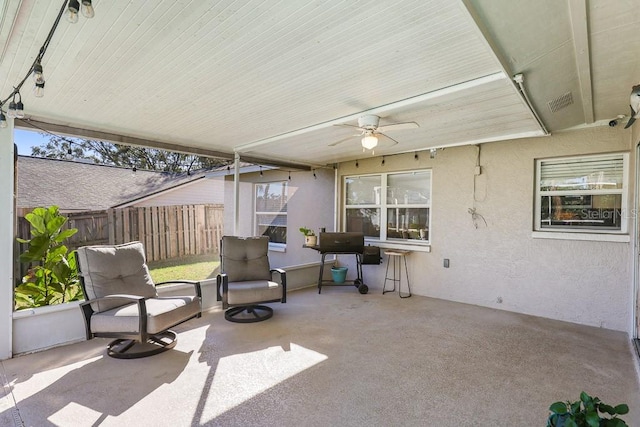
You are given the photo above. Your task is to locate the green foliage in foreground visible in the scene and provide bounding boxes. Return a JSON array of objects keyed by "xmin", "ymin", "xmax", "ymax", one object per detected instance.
[
  {"xmin": 547, "ymin": 391, "xmax": 628, "ymax": 427},
  {"xmin": 15, "ymin": 206, "xmax": 83, "ymax": 309}
]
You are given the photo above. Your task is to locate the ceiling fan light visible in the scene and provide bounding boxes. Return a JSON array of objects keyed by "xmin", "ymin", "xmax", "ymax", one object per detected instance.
[{"xmin": 361, "ymin": 134, "xmax": 378, "ymax": 150}]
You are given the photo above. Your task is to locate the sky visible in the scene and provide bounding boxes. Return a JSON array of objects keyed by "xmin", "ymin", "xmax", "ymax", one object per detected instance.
[{"xmin": 13, "ymin": 129, "xmax": 51, "ymax": 155}]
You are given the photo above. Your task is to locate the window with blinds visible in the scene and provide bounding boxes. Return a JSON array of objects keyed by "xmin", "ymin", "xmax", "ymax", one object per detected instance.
[
  {"xmin": 255, "ymin": 181, "xmax": 288, "ymax": 245},
  {"xmin": 535, "ymin": 153, "xmax": 628, "ymax": 232}
]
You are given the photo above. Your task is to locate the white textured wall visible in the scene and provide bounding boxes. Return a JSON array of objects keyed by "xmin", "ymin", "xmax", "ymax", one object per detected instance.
[
  {"xmin": 132, "ymin": 177, "xmax": 224, "ymax": 207},
  {"xmin": 223, "ymin": 168, "xmax": 335, "ymax": 269},
  {"xmin": 339, "ymin": 125, "xmax": 634, "ymax": 332}
]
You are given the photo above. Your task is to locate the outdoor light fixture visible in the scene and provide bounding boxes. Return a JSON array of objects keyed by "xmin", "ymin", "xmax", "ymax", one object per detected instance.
[
  {"xmin": 32, "ymin": 61, "xmax": 44, "ymax": 84},
  {"xmin": 67, "ymin": 0, "xmax": 80, "ymax": 23},
  {"xmin": 81, "ymin": 0, "xmax": 95, "ymax": 18},
  {"xmin": 5, "ymin": 101, "xmax": 15, "ymax": 119},
  {"xmin": 33, "ymin": 82, "xmax": 45, "ymax": 98},
  {"xmin": 361, "ymin": 132, "xmax": 378, "ymax": 150},
  {"xmin": 0, "ymin": 111, "xmax": 7, "ymax": 128},
  {"xmin": 7, "ymin": 93, "xmax": 23, "ymax": 119},
  {"xmin": 14, "ymin": 93, "xmax": 24, "ymax": 118}
]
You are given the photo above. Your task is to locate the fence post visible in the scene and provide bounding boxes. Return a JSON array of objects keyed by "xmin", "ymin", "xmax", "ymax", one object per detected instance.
[{"xmin": 107, "ymin": 208, "xmax": 115, "ymax": 245}]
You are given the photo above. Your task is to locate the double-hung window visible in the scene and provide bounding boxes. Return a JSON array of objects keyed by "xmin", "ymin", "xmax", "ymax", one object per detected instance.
[
  {"xmin": 255, "ymin": 181, "xmax": 288, "ymax": 247},
  {"xmin": 535, "ymin": 153, "xmax": 628, "ymax": 233},
  {"xmin": 344, "ymin": 170, "xmax": 431, "ymax": 244}
]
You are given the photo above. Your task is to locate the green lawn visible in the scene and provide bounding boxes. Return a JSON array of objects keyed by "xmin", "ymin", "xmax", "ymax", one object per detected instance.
[{"xmin": 147, "ymin": 253, "xmax": 220, "ymax": 284}]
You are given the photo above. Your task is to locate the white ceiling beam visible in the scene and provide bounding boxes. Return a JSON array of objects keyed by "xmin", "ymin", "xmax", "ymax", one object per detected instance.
[
  {"xmin": 234, "ymin": 72, "xmax": 507, "ymax": 152},
  {"xmin": 568, "ymin": 0, "xmax": 594, "ymax": 123},
  {"xmin": 16, "ymin": 118, "xmax": 311, "ymax": 171},
  {"xmin": 460, "ymin": 0, "xmax": 549, "ymax": 135}
]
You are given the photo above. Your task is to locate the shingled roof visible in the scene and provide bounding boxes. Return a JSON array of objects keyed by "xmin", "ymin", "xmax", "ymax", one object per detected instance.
[{"xmin": 17, "ymin": 156, "xmax": 206, "ymax": 212}]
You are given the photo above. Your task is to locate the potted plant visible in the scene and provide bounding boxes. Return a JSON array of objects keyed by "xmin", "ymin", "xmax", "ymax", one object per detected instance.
[
  {"xmin": 299, "ymin": 227, "xmax": 317, "ymax": 246},
  {"xmin": 547, "ymin": 391, "xmax": 629, "ymax": 427}
]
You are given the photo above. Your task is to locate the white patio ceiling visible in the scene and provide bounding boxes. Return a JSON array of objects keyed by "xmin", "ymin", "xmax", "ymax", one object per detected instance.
[{"xmin": 1, "ymin": 0, "xmax": 639, "ymax": 168}]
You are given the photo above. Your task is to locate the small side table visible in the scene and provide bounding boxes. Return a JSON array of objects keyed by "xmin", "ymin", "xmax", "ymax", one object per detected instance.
[{"xmin": 382, "ymin": 249, "xmax": 411, "ymax": 298}]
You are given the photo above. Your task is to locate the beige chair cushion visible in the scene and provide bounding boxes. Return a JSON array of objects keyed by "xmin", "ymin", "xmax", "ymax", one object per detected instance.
[
  {"xmin": 226, "ymin": 280, "xmax": 283, "ymax": 305},
  {"xmin": 91, "ymin": 296, "xmax": 200, "ymax": 335},
  {"xmin": 222, "ymin": 236, "xmax": 272, "ymax": 282},
  {"xmin": 77, "ymin": 241, "xmax": 157, "ymax": 313}
]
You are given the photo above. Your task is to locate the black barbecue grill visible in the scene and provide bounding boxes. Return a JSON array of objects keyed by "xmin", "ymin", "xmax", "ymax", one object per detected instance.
[{"xmin": 306, "ymin": 232, "xmax": 379, "ymax": 294}]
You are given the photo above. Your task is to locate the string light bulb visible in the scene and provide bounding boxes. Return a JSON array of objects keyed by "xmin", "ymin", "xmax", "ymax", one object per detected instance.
[
  {"xmin": 7, "ymin": 93, "xmax": 24, "ymax": 119},
  {"xmin": 81, "ymin": 0, "xmax": 95, "ymax": 18},
  {"xmin": 33, "ymin": 82, "xmax": 45, "ymax": 98},
  {"xmin": 0, "ymin": 111, "xmax": 7, "ymax": 128},
  {"xmin": 430, "ymin": 148, "xmax": 437, "ymax": 159},
  {"xmin": 259, "ymin": 166, "xmax": 263, "ymax": 177},
  {"xmin": 67, "ymin": 0, "xmax": 80, "ymax": 23},
  {"xmin": 6, "ymin": 99, "xmax": 17, "ymax": 119},
  {"xmin": 32, "ymin": 61, "xmax": 44, "ymax": 84},
  {"xmin": 15, "ymin": 95, "xmax": 24, "ymax": 119}
]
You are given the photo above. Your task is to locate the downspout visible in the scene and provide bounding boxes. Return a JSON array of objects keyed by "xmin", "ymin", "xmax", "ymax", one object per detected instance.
[{"xmin": 334, "ymin": 165, "xmax": 339, "ymax": 232}]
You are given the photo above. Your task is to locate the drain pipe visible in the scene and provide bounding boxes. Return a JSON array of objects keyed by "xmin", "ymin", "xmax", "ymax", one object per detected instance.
[{"xmin": 513, "ymin": 73, "xmax": 549, "ymax": 135}]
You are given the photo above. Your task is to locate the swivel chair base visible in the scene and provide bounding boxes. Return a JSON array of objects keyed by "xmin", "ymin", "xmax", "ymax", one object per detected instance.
[
  {"xmin": 225, "ymin": 305, "xmax": 273, "ymax": 323},
  {"xmin": 107, "ymin": 330, "xmax": 177, "ymax": 359}
]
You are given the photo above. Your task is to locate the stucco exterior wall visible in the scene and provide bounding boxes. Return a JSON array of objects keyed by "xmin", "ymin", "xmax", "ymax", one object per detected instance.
[
  {"xmin": 223, "ymin": 167, "xmax": 335, "ymax": 270},
  {"xmin": 338, "ymin": 125, "xmax": 634, "ymax": 332}
]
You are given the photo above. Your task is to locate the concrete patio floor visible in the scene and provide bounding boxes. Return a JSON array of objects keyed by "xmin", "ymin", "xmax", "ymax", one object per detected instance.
[{"xmin": 1, "ymin": 286, "xmax": 639, "ymax": 426}]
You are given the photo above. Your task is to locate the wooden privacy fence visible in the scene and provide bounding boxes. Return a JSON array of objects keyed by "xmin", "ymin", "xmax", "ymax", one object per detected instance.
[{"xmin": 18, "ymin": 204, "xmax": 224, "ymax": 263}]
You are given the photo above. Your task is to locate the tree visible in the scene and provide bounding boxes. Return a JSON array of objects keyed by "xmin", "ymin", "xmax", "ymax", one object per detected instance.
[{"xmin": 30, "ymin": 135, "xmax": 226, "ymax": 173}]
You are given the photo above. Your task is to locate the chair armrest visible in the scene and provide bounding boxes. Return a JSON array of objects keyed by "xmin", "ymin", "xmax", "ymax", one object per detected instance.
[
  {"xmin": 270, "ymin": 268, "xmax": 287, "ymax": 303},
  {"xmin": 216, "ymin": 274, "xmax": 228, "ymax": 305},
  {"xmin": 155, "ymin": 280, "xmax": 202, "ymax": 299},
  {"xmin": 80, "ymin": 294, "xmax": 146, "ymax": 308},
  {"xmin": 80, "ymin": 294, "xmax": 149, "ymax": 342}
]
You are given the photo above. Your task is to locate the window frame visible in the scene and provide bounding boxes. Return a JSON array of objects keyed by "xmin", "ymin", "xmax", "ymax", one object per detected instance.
[
  {"xmin": 254, "ymin": 180, "xmax": 288, "ymax": 250},
  {"xmin": 533, "ymin": 152, "xmax": 629, "ymax": 236},
  {"xmin": 343, "ymin": 169, "xmax": 432, "ymax": 246}
]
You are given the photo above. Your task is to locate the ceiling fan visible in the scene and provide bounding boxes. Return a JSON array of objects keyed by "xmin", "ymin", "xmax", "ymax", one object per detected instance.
[{"xmin": 329, "ymin": 115, "xmax": 419, "ymax": 150}]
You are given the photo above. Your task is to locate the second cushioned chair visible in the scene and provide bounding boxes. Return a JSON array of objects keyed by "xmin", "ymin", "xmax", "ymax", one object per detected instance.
[{"xmin": 217, "ymin": 236, "xmax": 286, "ymax": 323}]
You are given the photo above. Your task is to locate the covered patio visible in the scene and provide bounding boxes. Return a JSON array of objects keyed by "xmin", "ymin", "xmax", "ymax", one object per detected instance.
[
  {"xmin": 1, "ymin": 0, "xmax": 640, "ymax": 425},
  {"xmin": 2, "ymin": 286, "xmax": 639, "ymax": 426}
]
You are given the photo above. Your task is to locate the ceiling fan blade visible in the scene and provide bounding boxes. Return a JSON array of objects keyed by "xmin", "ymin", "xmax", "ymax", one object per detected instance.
[
  {"xmin": 378, "ymin": 132, "xmax": 400, "ymax": 147},
  {"xmin": 377, "ymin": 121, "xmax": 419, "ymax": 132},
  {"xmin": 333, "ymin": 123, "xmax": 362, "ymax": 129},
  {"xmin": 328, "ymin": 135, "xmax": 358, "ymax": 147}
]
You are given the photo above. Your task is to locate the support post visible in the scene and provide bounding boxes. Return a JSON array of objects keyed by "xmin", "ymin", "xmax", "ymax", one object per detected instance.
[
  {"xmin": 0, "ymin": 119, "xmax": 15, "ymax": 359},
  {"xmin": 233, "ymin": 152, "xmax": 240, "ymax": 235}
]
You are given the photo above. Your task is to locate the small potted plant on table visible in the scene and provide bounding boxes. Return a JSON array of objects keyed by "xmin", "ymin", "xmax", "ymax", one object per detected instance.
[{"xmin": 299, "ymin": 227, "xmax": 317, "ymax": 247}]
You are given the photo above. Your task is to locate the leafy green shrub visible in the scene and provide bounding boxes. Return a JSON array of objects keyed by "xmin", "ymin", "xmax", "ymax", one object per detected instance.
[
  {"xmin": 547, "ymin": 391, "xmax": 629, "ymax": 427},
  {"xmin": 15, "ymin": 206, "xmax": 83, "ymax": 309}
]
